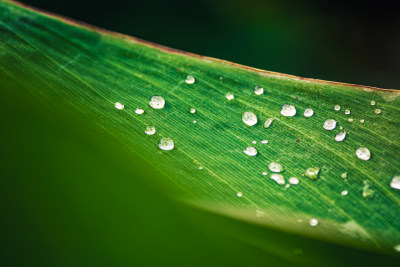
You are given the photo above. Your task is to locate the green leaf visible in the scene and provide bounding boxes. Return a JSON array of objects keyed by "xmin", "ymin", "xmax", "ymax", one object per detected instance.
[{"xmin": 1, "ymin": 0, "xmax": 400, "ymax": 265}]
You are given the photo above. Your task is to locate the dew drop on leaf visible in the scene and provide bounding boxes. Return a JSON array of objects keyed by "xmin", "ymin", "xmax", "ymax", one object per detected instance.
[
  {"xmin": 341, "ymin": 172, "xmax": 348, "ymax": 179},
  {"xmin": 226, "ymin": 92, "xmax": 234, "ymax": 100},
  {"xmin": 394, "ymin": 244, "xmax": 400, "ymax": 252},
  {"xmin": 149, "ymin": 96, "xmax": 165, "ymax": 109},
  {"xmin": 185, "ymin": 75, "xmax": 195, "ymax": 84},
  {"xmin": 236, "ymin": 192, "xmax": 243, "ymax": 197},
  {"xmin": 303, "ymin": 108, "xmax": 314, "ymax": 117},
  {"xmin": 305, "ymin": 167, "xmax": 320, "ymax": 180},
  {"xmin": 271, "ymin": 174, "xmax": 285, "ymax": 185},
  {"xmin": 360, "ymin": 119, "xmax": 365, "ymax": 123},
  {"xmin": 356, "ymin": 147, "xmax": 371, "ymax": 161},
  {"xmin": 114, "ymin": 102, "xmax": 124, "ymax": 110},
  {"xmin": 390, "ymin": 176, "xmax": 400, "ymax": 190},
  {"xmin": 370, "ymin": 100, "xmax": 376, "ymax": 106},
  {"xmin": 269, "ymin": 162, "xmax": 284, "ymax": 173},
  {"xmin": 261, "ymin": 140, "xmax": 269, "ymax": 144},
  {"xmin": 345, "ymin": 109, "xmax": 351, "ymax": 115},
  {"xmin": 145, "ymin": 126, "xmax": 156, "ymax": 135},
  {"xmin": 334, "ymin": 105, "xmax": 341, "ymax": 111},
  {"xmin": 334, "ymin": 131, "xmax": 346, "ymax": 142},
  {"xmin": 243, "ymin": 146, "xmax": 258, "ymax": 156},
  {"xmin": 374, "ymin": 108, "xmax": 382, "ymax": 115},
  {"xmin": 254, "ymin": 86, "xmax": 264, "ymax": 95},
  {"xmin": 242, "ymin": 112, "xmax": 258, "ymax": 126},
  {"xmin": 323, "ymin": 119, "xmax": 337, "ymax": 130},
  {"xmin": 341, "ymin": 190, "xmax": 349, "ymax": 196},
  {"xmin": 135, "ymin": 108, "xmax": 144, "ymax": 114},
  {"xmin": 158, "ymin": 137, "xmax": 174, "ymax": 151},
  {"xmin": 190, "ymin": 108, "xmax": 196, "ymax": 114},
  {"xmin": 252, "ymin": 140, "xmax": 257, "ymax": 144},
  {"xmin": 264, "ymin": 118, "xmax": 274, "ymax": 128},
  {"xmin": 348, "ymin": 118, "xmax": 354, "ymax": 122},
  {"xmin": 280, "ymin": 104, "xmax": 296, "ymax": 117},
  {"xmin": 289, "ymin": 177, "xmax": 299, "ymax": 185},
  {"xmin": 362, "ymin": 180, "xmax": 375, "ymax": 199},
  {"xmin": 309, "ymin": 218, "xmax": 319, "ymax": 227}
]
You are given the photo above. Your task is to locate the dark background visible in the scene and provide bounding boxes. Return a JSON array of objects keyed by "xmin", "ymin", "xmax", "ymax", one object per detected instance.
[{"xmin": 20, "ymin": 0, "xmax": 400, "ymax": 88}]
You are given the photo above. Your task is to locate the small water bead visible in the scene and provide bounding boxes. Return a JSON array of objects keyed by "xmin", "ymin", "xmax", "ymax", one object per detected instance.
[
  {"xmin": 339, "ymin": 126, "xmax": 344, "ymax": 130},
  {"xmin": 356, "ymin": 147, "xmax": 371, "ymax": 161},
  {"xmin": 334, "ymin": 105, "xmax": 341, "ymax": 111},
  {"xmin": 344, "ymin": 109, "xmax": 351, "ymax": 115},
  {"xmin": 158, "ymin": 137, "xmax": 174, "ymax": 151},
  {"xmin": 309, "ymin": 218, "xmax": 319, "ymax": 227},
  {"xmin": 341, "ymin": 190, "xmax": 349, "ymax": 196},
  {"xmin": 185, "ymin": 75, "xmax": 195, "ymax": 84},
  {"xmin": 149, "ymin": 96, "xmax": 165, "ymax": 109},
  {"xmin": 254, "ymin": 86, "xmax": 264, "ymax": 95},
  {"xmin": 305, "ymin": 167, "xmax": 320, "ymax": 180},
  {"xmin": 394, "ymin": 244, "xmax": 400, "ymax": 252},
  {"xmin": 261, "ymin": 140, "xmax": 269, "ymax": 144},
  {"xmin": 271, "ymin": 174, "xmax": 285, "ymax": 185},
  {"xmin": 360, "ymin": 119, "xmax": 365, "ymax": 123},
  {"xmin": 252, "ymin": 141, "xmax": 257, "ymax": 144},
  {"xmin": 362, "ymin": 180, "xmax": 375, "ymax": 199},
  {"xmin": 370, "ymin": 100, "xmax": 376, "ymax": 106},
  {"xmin": 280, "ymin": 104, "xmax": 296, "ymax": 117},
  {"xmin": 264, "ymin": 118, "xmax": 274, "ymax": 129},
  {"xmin": 190, "ymin": 108, "xmax": 196, "ymax": 114},
  {"xmin": 303, "ymin": 108, "xmax": 314, "ymax": 117},
  {"xmin": 289, "ymin": 177, "xmax": 299, "ymax": 185},
  {"xmin": 145, "ymin": 126, "xmax": 156, "ymax": 135},
  {"xmin": 269, "ymin": 162, "xmax": 284, "ymax": 173},
  {"xmin": 135, "ymin": 108, "xmax": 144, "ymax": 114},
  {"xmin": 341, "ymin": 172, "xmax": 348, "ymax": 179},
  {"xmin": 390, "ymin": 176, "xmax": 400, "ymax": 190},
  {"xmin": 236, "ymin": 192, "xmax": 243, "ymax": 197},
  {"xmin": 242, "ymin": 112, "xmax": 258, "ymax": 126},
  {"xmin": 114, "ymin": 102, "xmax": 124, "ymax": 110},
  {"xmin": 334, "ymin": 131, "xmax": 346, "ymax": 142},
  {"xmin": 243, "ymin": 146, "xmax": 258, "ymax": 156},
  {"xmin": 226, "ymin": 92, "xmax": 234, "ymax": 100},
  {"xmin": 348, "ymin": 118, "xmax": 354, "ymax": 122},
  {"xmin": 374, "ymin": 108, "xmax": 382, "ymax": 115},
  {"xmin": 198, "ymin": 166, "xmax": 203, "ymax": 170},
  {"xmin": 323, "ymin": 119, "xmax": 337, "ymax": 130},
  {"xmin": 262, "ymin": 172, "xmax": 268, "ymax": 176},
  {"xmin": 193, "ymin": 120, "xmax": 197, "ymax": 123}
]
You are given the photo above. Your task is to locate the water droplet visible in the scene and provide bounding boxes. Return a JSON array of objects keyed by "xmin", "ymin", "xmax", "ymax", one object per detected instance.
[
  {"xmin": 269, "ymin": 162, "xmax": 284, "ymax": 173},
  {"xmin": 271, "ymin": 174, "xmax": 285, "ymax": 185},
  {"xmin": 394, "ymin": 244, "xmax": 400, "ymax": 252},
  {"xmin": 370, "ymin": 100, "xmax": 376, "ymax": 106},
  {"xmin": 334, "ymin": 131, "xmax": 346, "ymax": 142},
  {"xmin": 309, "ymin": 218, "xmax": 319, "ymax": 226},
  {"xmin": 374, "ymin": 108, "xmax": 382, "ymax": 115},
  {"xmin": 252, "ymin": 140, "xmax": 257, "ymax": 144},
  {"xmin": 356, "ymin": 147, "xmax": 371, "ymax": 161},
  {"xmin": 348, "ymin": 118, "xmax": 354, "ymax": 122},
  {"xmin": 149, "ymin": 96, "xmax": 165, "ymax": 109},
  {"xmin": 362, "ymin": 180, "xmax": 375, "ymax": 199},
  {"xmin": 145, "ymin": 126, "xmax": 156, "ymax": 135},
  {"xmin": 339, "ymin": 126, "xmax": 344, "ymax": 130},
  {"xmin": 185, "ymin": 75, "xmax": 195, "ymax": 84},
  {"xmin": 304, "ymin": 108, "xmax": 314, "ymax": 117},
  {"xmin": 261, "ymin": 140, "xmax": 269, "ymax": 144},
  {"xmin": 226, "ymin": 92, "xmax": 234, "ymax": 100},
  {"xmin": 289, "ymin": 177, "xmax": 299, "ymax": 185},
  {"xmin": 254, "ymin": 86, "xmax": 264, "ymax": 95},
  {"xmin": 190, "ymin": 108, "xmax": 196, "ymax": 114},
  {"xmin": 305, "ymin": 167, "xmax": 320, "ymax": 180},
  {"xmin": 114, "ymin": 102, "xmax": 124, "ymax": 110},
  {"xmin": 199, "ymin": 166, "xmax": 203, "ymax": 170},
  {"xmin": 345, "ymin": 109, "xmax": 351, "ymax": 115},
  {"xmin": 158, "ymin": 137, "xmax": 174, "ymax": 151},
  {"xmin": 193, "ymin": 120, "xmax": 197, "ymax": 123},
  {"xmin": 135, "ymin": 108, "xmax": 144, "ymax": 114},
  {"xmin": 341, "ymin": 172, "xmax": 348, "ymax": 179},
  {"xmin": 360, "ymin": 119, "xmax": 365, "ymax": 123},
  {"xmin": 323, "ymin": 119, "xmax": 337, "ymax": 130},
  {"xmin": 390, "ymin": 176, "xmax": 400, "ymax": 190},
  {"xmin": 263, "ymin": 118, "xmax": 274, "ymax": 129},
  {"xmin": 243, "ymin": 146, "xmax": 258, "ymax": 156},
  {"xmin": 242, "ymin": 112, "xmax": 258, "ymax": 126},
  {"xmin": 341, "ymin": 190, "xmax": 349, "ymax": 196},
  {"xmin": 262, "ymin": 171, "xmax": 268, "ymax": 176},
  {"xmin": 280, "ymin": 104, "xmax": 296, "ymax": 117},
  {"xmin": 334, "ymin": 105, "xmax": 341, "ymax": 111},
  {"xmin": 236, "ymin": 192, "xmax": 243, "ymax": 197}
]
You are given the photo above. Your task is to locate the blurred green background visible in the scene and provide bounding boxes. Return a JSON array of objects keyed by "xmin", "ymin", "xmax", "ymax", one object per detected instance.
[{"xmin": 20, "ymin": 0, "xmax": 400, "ymax": 89}]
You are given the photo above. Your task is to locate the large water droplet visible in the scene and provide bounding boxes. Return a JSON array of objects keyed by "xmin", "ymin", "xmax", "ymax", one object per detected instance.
[
  {"xmin": 390, "ymin": 176, "xmax": 400, "ymax": 190},
  {"xmin": 303, "ymin": 108, "xmax": 314, "ymax": 117},
  {"xmin": 374, "ymin": 108, "xmax": 382, "ymax": 115},
  {"xmin": 242, "ymin": 112, "xmax": 258, "ymax": 126},
  {"xmin": 362, "ymin": 180, "xmax": 375, "ymax": 199},
  {"xmin": 289, "ymin": 177, "xmax": 299, "ymax": 185},
  {"xmin": 309, "ymin": 218, "xmax": 319, "ymax": 227},
  {"xmin": 190, "ymin": 108, "xmax": 196, "ymax": 114},
  {"xmin": 264, "ymin": 118, "xmax": 274, "ymax": 128},
  {"xmin": 344, "ymin": 109, "xmax": 351, "ymax": 115},
  {"xmin": 323, "ymin": 119, "xmax": 337, "ymax": 130},
  {"xmin": 145, "ymin": 126, "xmax": 156, "ymax": 135},
  {"xmin": 269, "ymin": 162, "xmax": 284, "ymax": 173},
  {"xmin": 149, "ymin": 96, "xmax": 165, "ymax": 109},
  {"xmin": 305, "ymin": 167, "xmax": 320, "ymax": 180},
  {"xmin": 334, "ymin": 131, "xmax": 346, "ymax": 142},
  {"xmin": 226, "ymin": 92, "xmax": 234, "ymax": 100},
  {"xmin": 135, "ymin": 108, "xmax": 144, "ymax": 114},
  {"xmin": 356, "ymin": 147, "xmax": 371, "ymax": 161},
  {"xmin": 243, "ymin": 146, "xmax": 258, "ymax": 156},
  {"xmin": 271, "ymin": 174, "xmax": 285, "ymax": 185},
  {"xmin": 334, "ymin": 105, "xmax": 341, "ymax": 111},
  {"xmin": 159, "ymin": 137, "xmax": 174, "ymax": 150},
  {"xmin": 280, "ymin": 104, "xmax": 296, "ymax": 117},
  {"xmin": 185, "ymin": 75, "xmax": 195, "ymax": 84},
  {"xmin": 114, "ymin": 102, "xmax": 124, "ymax": 110},
  {"xmin": 254, "ymin": 86, "xmax": 264, "ymax": 95}
]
